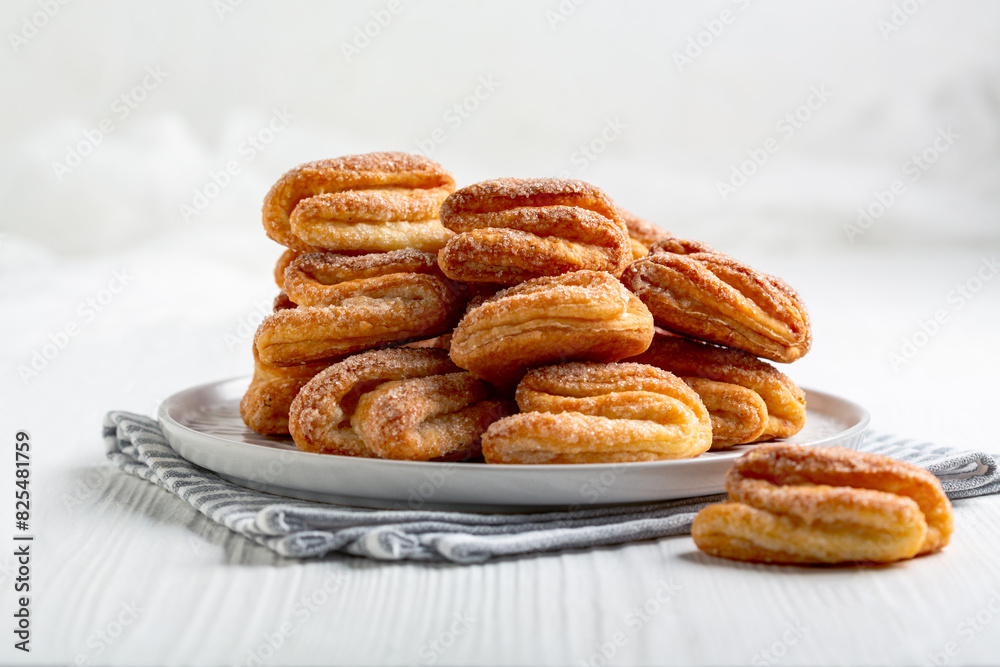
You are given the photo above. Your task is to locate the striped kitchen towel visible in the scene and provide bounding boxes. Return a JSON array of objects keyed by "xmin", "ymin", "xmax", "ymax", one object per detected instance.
[{"xmin": 103, "ymin": 411, "xmax": 999, "ymax": 564}]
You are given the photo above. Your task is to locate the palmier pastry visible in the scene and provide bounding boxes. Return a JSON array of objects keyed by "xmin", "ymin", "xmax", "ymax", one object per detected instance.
[
  {"xmin": 262, "ymin": 152, "xmax": 455, "ymax": 253},
  {"xmin": 618, "ymin": 209, "xmax": 670, "ymax": 260},
  {"xmin": 450, "ymin": 270, "xmax": 654, "ymax": 388},
  {"xmin": 289, "ymin": 348, "xmax": 509, "ymax": 460},
  {"xmin": 437, "ymin": 178, "xmax": 631, "ymax": 285},
  {"xmin": 482, "ymin": 362, "xmax": 712, "ymax": 464},
  {"xmin": 281, "ymin": 249, "xmax": 455, "ymax": 307},
  {"xmin": 692, "ymin": 444, "xmax": 954, "ymax": 565},
  {"xmin": 254, "ymin": 254, "xmax": 466, "ymax": 366},
  {"xmin": 628, "ymin": 336, "xmax": 806, "ymax": 448},
  {"xmin": 354, "ymin": 373, "xmax": 512, "ymax": 461},
  {"xmin": 274, "ymin": 249, "xmax": 303, "ymax": 289},
  {"xmin": 239, "ymin": 346, "xmax": 336, "ymax": 436},
  {"xmin": 622, "ymin": 239, "xmax": 811, "ymax": 363}
]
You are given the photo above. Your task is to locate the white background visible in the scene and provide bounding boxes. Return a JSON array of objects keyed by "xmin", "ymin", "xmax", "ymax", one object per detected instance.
[
  {"xmin": 1, "ymin": 1, "xmax": 999, "ymax": 665},
  {"xmin": 3, "ymin": 0, "xmax": 998, "ymax": 447},
  {"xmin": 3, "ymin": 0, "xmax": 998, "ymax": 256}
]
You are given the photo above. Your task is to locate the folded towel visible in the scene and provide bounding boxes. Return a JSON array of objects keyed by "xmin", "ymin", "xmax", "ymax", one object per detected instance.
[{"xmin": 103, "ymin": 411, "xmax": 999, "ymax": 564}]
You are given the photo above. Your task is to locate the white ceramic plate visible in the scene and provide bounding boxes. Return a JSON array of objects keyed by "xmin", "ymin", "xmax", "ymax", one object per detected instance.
[{"xmin": 158, "ymin": 377, "xmax": 870, "ymax": 512}]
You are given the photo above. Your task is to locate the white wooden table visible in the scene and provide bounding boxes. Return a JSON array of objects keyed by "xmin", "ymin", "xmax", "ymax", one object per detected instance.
[{"xmin": 3, "ymin": 240, "xmax": 999, "ymax": 666}]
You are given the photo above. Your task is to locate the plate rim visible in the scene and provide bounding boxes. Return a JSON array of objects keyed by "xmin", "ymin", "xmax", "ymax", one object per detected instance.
[{"xmin": 157, "ymin": 376, "xmax": 871, "ymax": 475}]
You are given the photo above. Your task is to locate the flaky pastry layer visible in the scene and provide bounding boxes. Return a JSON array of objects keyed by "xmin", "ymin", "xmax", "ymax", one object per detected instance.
[
  {"xmin": 482, "ymin": 362, "xmax": 712, "ymax": 464},
  {"xmin": 239, "ymin": 346, "xmax": 337, "ymax": 436},
  {"xmin": 262, "ymin": 151, "xmax": 456, "ymax": 253},
  {"xmin": 281, "ymin": 249, "xmax": 452, "ymax": 307},
  {"xmin": 692, "ymin": 444, "xmax": 954, "ymax": 564},
  {"xmin": 353, "ymin": 373, "xmax": 511, "ymax": 461},
  {"xmin": 450, "ymin": 270, "xmax": 654, "ymax": 388},
  {"xmin": 254, "ymin": 272, "xmax": 465, "ymax": 366},
  {"xmin": 437, "ymin": 178, "xmax": 631, "ymax": 284},
  {"xmin": 622, "ymin": 240, "xmax": 811, "ymax": 363},
  {"xmin": 288, "ymin": 348, "xmax": 508, "ymax": 460},
  {"xmin": 628, "ymin": 335, "xmax": 806, "ymax": 448}
]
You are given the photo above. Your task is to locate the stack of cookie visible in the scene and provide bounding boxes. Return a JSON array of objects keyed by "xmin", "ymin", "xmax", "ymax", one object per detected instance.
[
  {"xmin": 240, "ymin": 151, "xmax": 812, "ymax": 465},
  {"xmin": 239, "ymin": 152, "xmax": 475, "ymax": 442}
]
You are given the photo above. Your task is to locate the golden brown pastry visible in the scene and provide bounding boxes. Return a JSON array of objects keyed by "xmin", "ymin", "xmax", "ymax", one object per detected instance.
[
  {"xmin": 449, "ymin": 270, "xmax": 654, "ymax": 388},
  {"xmin": 353, "ymin": 372, "xmax": 511, "ymax": 461},
  {"xmin": 281, "ymin": 249, "xmax": 454, "ymax": 307},
  {"xmin": 482, "ymin": 362, "xmax": 712, "ymax": 464},
  {"xmin": 254, "ymin": 261, "xmax": 466, "ymax": 366},
  {"xmin": 288, "ymin": 348, "xmax": 509, "ymax": 459},
  {"xmin": 401, "ymin": 334, "xmax": 453, "ymax": 351},
  {"xmin": 274, "ymin": 249, "xmax": 303, "ymax": 289},
  {"xmin": 437, "ymin": 178, "xmax": 632, "ymax": 285},
  {"xmin": 649, "ymin": 235, "xmax": 717, "ymax": 255},
  {"xmin": 628, "ymin": 335, "xmax": 806, "ymax": 448},
  {"xmin": 621, "ymin": 238, "xmax": 811, "ymax": 363},
  {"xmin": 262, "ymin": 152, "xmax": 456, "ymax": 253},
  {"xmin": 692, "ymin": 444, "xmax": 954, "ymax": 564},
  {"xmin": 239, "ymin": 346, "xmax": 337, "ymax": 436},
  {"xmin": 681, "ymin": 378, "xmax": 769, "ymax": 448},
  {"xmin": 618, "ymin": 209, "xmax": 670, "ymax": 260},
  {"xmin": 273, "ymin": 291, "xmax": 296, "ymax": 312}
]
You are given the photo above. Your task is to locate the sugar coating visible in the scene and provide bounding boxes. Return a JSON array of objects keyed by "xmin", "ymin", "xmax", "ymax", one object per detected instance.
[
  {"xmin": 618, "ymin": 208, "xmax": 671, "ymax": 246},
  {"xmin": 441, "ymin": 177, "xmax": 617, "ymax": 216},
  {"xmin": 263, "ymin": 151, "xmax": 456, "ymax": 251},
  {"xmin": 449, "ymin": 271, "xmax": 655, "ymax": 388},
  {"xmin": 254, "ymin": 276, "xmax": 464, "ymax": 365},
  {"xmin": 288, "ymin": 348, "xmax": 508, "ymax": 461},
  {"xmin": 288, "ymin": 249, "xmax": 440, "ymax": 286},
  {"xmin": 691, "ymin": 443, "xmax": 954, "ymax": 564},
  {"xmin": 626, "ymin": 335, "xmax": 807, "ymax": 446},
  {"xmin": 622, "ymin": 246, "xmax": 811, "ymax": 363},
  {"xmin": 437, "ymin": 177, "xmax": 630, "ymax": 285},
  {"xmin": 293, "ymin": 186, "xmax": 452, "ymax": 223}
]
